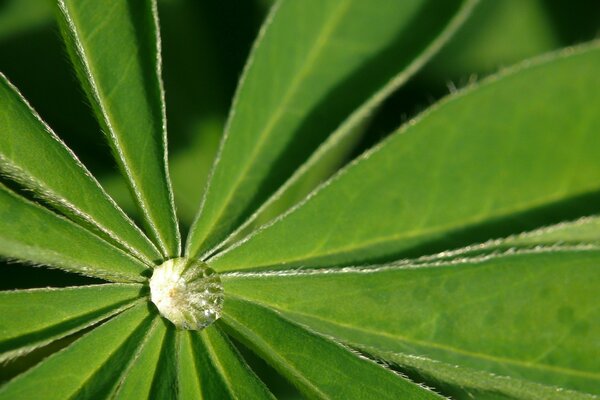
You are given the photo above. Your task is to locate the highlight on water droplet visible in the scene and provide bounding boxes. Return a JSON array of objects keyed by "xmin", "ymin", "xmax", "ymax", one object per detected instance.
[{"xmin": 149, "ymin": 258, "xmax": 224, "ymax": 330}]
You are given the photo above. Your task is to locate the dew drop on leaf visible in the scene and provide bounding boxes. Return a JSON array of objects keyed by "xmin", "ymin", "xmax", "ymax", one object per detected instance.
[{"xmin": 149, "ymin": 258, "xmax": 224, "ymax": 330}]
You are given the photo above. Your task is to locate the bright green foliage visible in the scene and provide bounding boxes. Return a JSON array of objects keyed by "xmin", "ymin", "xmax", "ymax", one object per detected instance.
[
  {"xmin": 185, "ymin": 0, "xmax": 475, "ymax": 259},
  {"xmin": 0, "ymin": 1, "xmax": 599, "ymax": 399},
  {"xmin": 0, "ymin": 303, "xmax": 152, "ymax": 400},
  {"xmin": 0, "ymin": 184, "xmax": 147, "ymax": 282},
  {"xmin": 0, "ymin": 284, "xmax": 142, "ymax": 363},
  {"xmin": 223, "ymin": 248, "xmax": 600, "ymax": 396},
  {"xmin": 222, "ymin": 297, "xmax": 441, "ymax": 399},
  {"xmin": 0, "ymin": 75, "xmax": 160, "ymax": 265},
  {"xmin": 211, "ymin": 45, "xmax": 600, "ymax": 271},
  {"xmin": 57, "ymin": 0, "xmax": 180, "ymax": 257}
]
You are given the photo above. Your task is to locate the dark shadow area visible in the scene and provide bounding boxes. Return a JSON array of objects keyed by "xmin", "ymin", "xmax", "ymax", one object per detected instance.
[
  {"xmin": 159, "ymin": 0, "xmax": 266, "ymax": 151},
  {"xmin": 0, "ymin": 261, "xmax": 104, "ymax": 290},
  {"xmin": 543, "ymin": 0, "xmax": 600, "ymax": 45}
]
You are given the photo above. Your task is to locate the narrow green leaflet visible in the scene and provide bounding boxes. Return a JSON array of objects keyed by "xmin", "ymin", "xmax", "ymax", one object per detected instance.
[
  {"xmin": 222, "ymin": 248, "xmax": 600, "ymax": 396},
  {"xmin": 177, "ymin": 326, "xmax": 274, "ymax": 399},
  {"xmin": 211, "ymin": 43, "xmax": 600, "ymax": 271},
  {"xmin": 0, "ymin": 302, "xmax": 152, "ymax": 400},
  {"xmin": 0, "ymin": 184, "xmax": 148, "ymax": 282},
  {"xmin": 57, "ymin": 0, "xmax": 180, "ymax": 257},
  {"xmin": 0, "ymin": 284, "xmax": 142, "ymax": 362},
  {"xmin": 112, "ymin": 317, "xmax": 167, "ymax": 400},
  {"xmin": 186, "ymin": 0, "xmax": 474, "ymax": 259},
  {"xmin": 0, "ymin": 73, "xmax": 160, "ymax": 265},
  {"xmin": 422, "ymin": 216, "xmax": 600, "ymax": 263},
  {"xmin": 221, "ymin": 297, "xmax": 442, "ymax": 400},
  {"xmin": 366, "ymin": 351, "xmax": 597, "ymax": 400}
]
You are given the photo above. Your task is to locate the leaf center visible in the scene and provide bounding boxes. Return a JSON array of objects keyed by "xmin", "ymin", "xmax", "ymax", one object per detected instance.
[{"xmin": 149, "ymin": 258, "xmax": 223, "ymax": 330}]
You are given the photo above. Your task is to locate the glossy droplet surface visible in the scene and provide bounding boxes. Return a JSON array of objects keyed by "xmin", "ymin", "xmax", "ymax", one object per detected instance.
[{"xmin": 149, "ymin": 258, "xmax": 223, "ymax": 330}]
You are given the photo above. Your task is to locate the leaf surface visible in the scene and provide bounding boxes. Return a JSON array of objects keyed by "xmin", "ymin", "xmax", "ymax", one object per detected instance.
[
  {"xmin": 186, "ymin": 0, "xmax": 475, "ymax": 259},
  {"xmin": 221, "ymin": 297, "xmax": 442, "ymax": 400},
  {"xmin": 0, "ymin": 74, "xmax": 160, "ymax": 265},
  {"xmin": 0, "ymin": 302, "xmax": 152, "ymax": 400},
  {"xmin": 178, "ymin": 326, "xmax": 274, "ymax": 399},
  {"xmin": 369, "ymin": 351, "xmax": 597, "ymax": 400},
  {"xmin": 0, "ymin": 184, "xmax": 148, "ymax": 282},
  {"xmin": 211, "ymin": 43, "xmax": 600, "ymax": 271},
  {"xmin": 112, "ymin": 317, "xmax": 167, "ymax": 400},
  {"xmin": 223, "ymin": 248, "xmax": 600, "ymax": 396},
  {"xmin": 57, "ymin": 0, "xmax": 180, "ymax": 257},
  {"xmin": 0, "ymin": 284, "xmax": 142, "ymax": 362}
]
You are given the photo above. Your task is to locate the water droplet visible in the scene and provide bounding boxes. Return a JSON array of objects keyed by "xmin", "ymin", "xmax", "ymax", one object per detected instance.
[{"xmin": 149, "ymin": 258, "xmax": 223, "ymax": 330}]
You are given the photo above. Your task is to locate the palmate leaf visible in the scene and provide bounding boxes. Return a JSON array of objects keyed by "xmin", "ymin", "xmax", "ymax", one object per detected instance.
[
  {"xmin": 0, "ymin": 284, "xmax": 142, "ymax": 363},
  {"xmin": 0, "ymin": 302, "xmax": 152, "ymax": 400},
  {"xmin": 222, "ymin": 248, "xmax": 600, "ymax": 398},
  {"xmin": 210, "ymin": 43, "xmax": 600, "ymax": 272},
  {"xmin": 221, "ymin": 297, "xmax": 442, "ymax": 400},
  {"xmin": 185, "ymin": 0, "xmax": 476, "ymax": 259},
  {"xmin": 1, "ymin": 1, "xmax": 599, "ymax": 400},
  {"xmin": 57, "ymin": 0, "xmax": 180, "ymax": 257},
  {"xmin": 0, "ymin": 74, "xmax": 160, "ymax": 265},
  {"xmin": 0, "ymin": 183, "xmax": 147, "ymax": 282}
]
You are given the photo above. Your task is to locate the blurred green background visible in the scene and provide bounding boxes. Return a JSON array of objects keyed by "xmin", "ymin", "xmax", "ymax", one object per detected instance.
[{"xmin": 0, "ymin": 0, "xmax": 598, "ymax": 395}]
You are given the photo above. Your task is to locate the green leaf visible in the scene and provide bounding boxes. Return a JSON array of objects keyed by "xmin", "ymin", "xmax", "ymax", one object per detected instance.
[
  {"xmin": 149, "ymin": 324, "xmax": 178, "ymax": 399},
  {"xmin": 186, "ymin": 0, "xmax": 476, "ymax": 259},
  {"xmin": 221, "ymin": 297, "xmax": 443, "ymax": 400},
  {"xmin": 112, "ymin": 317, "xmax": 167, "ymax": 400},
  {"xmin": 0, "ymin": 73, "xmax": 160, "ymax": 266},
  {"xmin": 211, "ymin": 0, "xmax": 478, "ymax": 255},
  {"xmin": 0, "ymin": 284, "xmax": 142, "ymax": 362},
  {"xmin": 424, "ymin": 216, "xmax": 600, "ymax": 263},
  {"xmin": 0, "ymin": 184, "xmax": 148, "ymax": 282},
  {"xmin": 211, "ymin": 43, "xmax": 600, "ymax": 272},
  {"xmin": 0, "ymin": 302, "xmax": 152, "ymax": 400},
  {"xmin": 222, "ymin": 248, "xmax": 600, "ymax": 396},
  {"xmin": 367, "ymin": 351, "xmax": 597, "ymax": 400},
  {"xmin": 177, "ymin": 326, "xmax": 274, "ymax": 399},
  {"xmin": 57, "ymin": 0, "xmax": 180, "ymax": 257}
]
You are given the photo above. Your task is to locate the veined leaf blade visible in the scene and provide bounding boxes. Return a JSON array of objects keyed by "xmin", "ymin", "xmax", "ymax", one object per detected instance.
[
  {"xmin": 221, "ymin": 297, "xmax": 443, "ymax": 400},
  {"xmin": 0, "ymin": 302, "xmax": 152, "ymax": 400},
  {"xmin": 211, "ymin": 43, "xmax": 600, "ymax": 271},
  {"xmin": 0, "ymin": 73, "xmax": 160, "ymax": 265},
  {"xmin": 0, "ymin": 184, "xmax": 148, "ymax": 282},
  {"xmin": 211, "ymin": 0, "xmax": 478, "ymax": 255},
  {"xmin": 223, "ymin": 248, "xmax": 600, "ymax": 396},
  {"xmin": 57, "ymin": 0, "xmax": 180, "ymax": 257},
  {"xmin": 0, "ymin": 284, "xmax": 142, "ymax": 362},
  {"xmin": 186, "ymin": 0, "xmax": 475, "ymax": 259}
]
